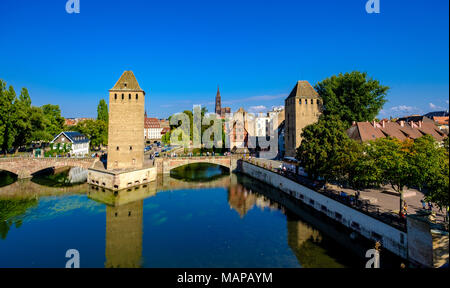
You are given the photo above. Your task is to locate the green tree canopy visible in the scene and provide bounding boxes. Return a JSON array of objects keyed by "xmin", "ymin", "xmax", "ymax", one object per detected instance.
[
  {"xmin": 315, "ymin": 71, "xmax": 389, "ymax": 126},
  {"xmin": 296, "ymin": 115, "xmax": 353, "ymax": 182},
  {"xmin": 97, "ymin": 99, "xmax": 109, "ymax": 123},
  {"xmin": 74, "ymin": 119, "xmax": 108, "ymax": 150}
]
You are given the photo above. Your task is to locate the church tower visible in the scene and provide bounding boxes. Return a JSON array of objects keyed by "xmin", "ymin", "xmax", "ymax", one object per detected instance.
[
  {"xmin": 215, "ymin": 85, "xmax": 222, "ymax": 116},
  {"xmin": 107, "ymin": 71, "xmax": 145, "ymax": 170}
]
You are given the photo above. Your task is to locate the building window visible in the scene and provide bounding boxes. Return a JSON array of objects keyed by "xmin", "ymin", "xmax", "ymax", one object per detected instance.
[
  {"xmin": 317, "ymin": 99, "xmax": 320, "ymax": 105},
  {"xmin": 121, "ymin": 94, "xmax": 124, "ymax": 100},
  {"xmin": 116, "ymin": 146, "xmax": 119, "ymax": 151},
  {"xmin": 305, "ymin": 99, "xmax": 308, "ymax": 104},
  {"xmin": 299, "ymin": 99, "xmax": 302, "ymax": 105},
  {"xmin": 130, "ymin": 146, "xmax": 133, "ymax": 151},
  {"xmin": 129, "ymin": 94, "xmax": 131, "ymax": 100}
]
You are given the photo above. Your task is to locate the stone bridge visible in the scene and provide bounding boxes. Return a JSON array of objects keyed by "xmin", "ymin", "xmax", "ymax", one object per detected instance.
[
  {"xmin": 155, "ymin": 156, "xmax": 237, "ymax": 174},
  {"xmin": 0, "ymin": 157, "xmax": 97, "ymax": 179}
]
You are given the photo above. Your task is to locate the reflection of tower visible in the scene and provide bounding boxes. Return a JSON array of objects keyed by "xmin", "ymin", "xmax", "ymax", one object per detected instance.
[
  {"xmin": 105, "ymin": 200, "xmax": 143, "ymax": 268},
  {"xmin": 228, "ymin": 184, "xmax": 256, "ymax": 218}
]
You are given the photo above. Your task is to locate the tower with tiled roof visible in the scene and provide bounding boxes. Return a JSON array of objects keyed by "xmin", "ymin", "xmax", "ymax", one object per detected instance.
[
  {"xmin": 284, "ymin": 81, "xmax": 322, "ymax": 157},
  {"xmin": 107, "ymin": 71, "xmax": 145, "ymax": 170}
]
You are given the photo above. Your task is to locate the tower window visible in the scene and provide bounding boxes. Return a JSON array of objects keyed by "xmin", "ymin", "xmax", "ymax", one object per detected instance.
[
  {"xmin": 122, "ymin": 94, "xmax": 124, "ymax": 100},
  {"xmin": 114, "ymin": 94, "xmax": 117, "ymax": 100},
  {"xmin": 311, "ymin": 99, "xmax": 313, "ymax": 104},
  {"xmin": 299, "ymin": 99, "xmax": 302, "ymax": 105},
  {"xmin": 317, "ymin": 99, "xmax": 320, "ymax": 105},
  {"xmin": 305, "ymin": 99, "xmax": 308, "ymax": 104},
  {"xmin": 130, "ymin": 146, "xmax": 133, "ymax": 151},
  {"xmin": 136, "ymin": 94, "xmax": 139, "ymax": 100},
  {"xmin": 129, "ymin": 93, "xmax": 131, "ymax": 99},
  {"xmin": 116, "ymin": 146, "xmax": 119, "ymax": 151}
]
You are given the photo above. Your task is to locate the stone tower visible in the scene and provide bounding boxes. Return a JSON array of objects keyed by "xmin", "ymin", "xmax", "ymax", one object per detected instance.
[
  {"xmin": 215, "ymin": 85, "xmax": 221, "ymax": 116},
  {"xmin": 284, "ymin": 81, "xmax": 322, "ymax": 157},
  {"xmin": 107, "ymin": 71, "xmax": 145, "ymax": 170}
]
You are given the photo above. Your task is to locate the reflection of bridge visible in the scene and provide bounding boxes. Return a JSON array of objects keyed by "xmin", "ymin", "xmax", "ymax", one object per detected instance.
[
  {"xmin": 155, "ymin": 156, "xmax": 236, "ymax": 174},
  {"xmin": 0, "ymin": 157, "xmax": 97, "ymax": 179},
  {"xmin": 0, "ymin": 180, "xmax": 88, "ymax": 199}
]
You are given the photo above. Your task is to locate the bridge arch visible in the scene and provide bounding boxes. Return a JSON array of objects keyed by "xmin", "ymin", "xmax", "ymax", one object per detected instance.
[
  {"xmin": 0, "ymin": 158, "xmax": 97, "ymax": 179},
  {"xmin": 157, "ymin": 157, "xmax": 233, "ymax": 174}
]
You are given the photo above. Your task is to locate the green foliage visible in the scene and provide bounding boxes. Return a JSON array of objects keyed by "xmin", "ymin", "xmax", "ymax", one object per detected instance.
[
  {"xmin": 41, "ymin": 104, "xmax": 65, "ymax": 137},
  {"xmin": 74, "ymin": 119, "xmax": 108, "ymax": 149},
  {"xmin": 296, "ymin": 115, "xmax": 352, "ymax": 181},
  {"xmin": 97, "ymin": 99, "xmax": 109, "ymax": 123},
  {"xmin": 0, "ymin": 198, "xmax": 38, "ymax": 239},
  {"xmin": 315, "ymin": 71, "xmax": 389, "ymax": 126}
]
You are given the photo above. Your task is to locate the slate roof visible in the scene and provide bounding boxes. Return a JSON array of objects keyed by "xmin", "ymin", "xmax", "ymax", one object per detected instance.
[{"xmin": 52, "ymin": 131, "xmax": 90, "ymax": 144}]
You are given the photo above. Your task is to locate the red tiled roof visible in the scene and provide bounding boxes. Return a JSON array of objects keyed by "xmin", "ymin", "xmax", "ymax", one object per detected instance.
[{"xmin": 144, "ymin": 117, "xmax": 161, "ymax": 129}]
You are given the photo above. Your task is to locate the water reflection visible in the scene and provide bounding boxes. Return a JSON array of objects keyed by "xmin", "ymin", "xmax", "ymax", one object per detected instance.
[{"xmin": 0, "ymin": 165, "xmax": 381, "ymax": 268}]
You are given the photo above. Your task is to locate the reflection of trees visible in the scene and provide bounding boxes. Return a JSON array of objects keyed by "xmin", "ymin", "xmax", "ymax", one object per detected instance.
[
  {"xmin": 0, "ymin": 199, "xmax": 38, "ymax": 239},
  {"xmin": 105, "ymin": 200, "xmax": 143, "ymax": 268}
]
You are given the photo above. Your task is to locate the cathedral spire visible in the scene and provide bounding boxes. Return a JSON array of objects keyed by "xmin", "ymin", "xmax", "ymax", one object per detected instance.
[{"xmin": 215, "ymin": 85, "xmax": 221, "ymax": 115}]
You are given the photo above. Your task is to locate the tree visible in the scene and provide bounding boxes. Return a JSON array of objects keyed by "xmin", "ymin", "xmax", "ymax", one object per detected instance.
[
  {"xmin": 369, "ymin": 137, "xmax": 412, "ymax": 213},
  {"xmin": 74, "ymin": 119, "xmax": 107, "ymax": 149},
  {"xmin": 409, "ymin": 135, "xmax": 449, "ymax": 208},
  {"xmin": 42, "ymin": 104, "xmax": 65, "ymax": 138},
  {"xmin": 296, "ymin": 115, "xmax": 353, "ymax": 182},
  {"xmin": 97, "ymin": 99, "xmax": 109, "ymax": 123},
  {"xmin": 0, "ymin": 81, "xmax": 17, "ymax": 152},
  {"xmin": 12, "ymin": 88, "xmax": 33, "ymax": 149},
  {"xmin": 315, "ymin": 71, "xmax": 389, "ymax": 126}
]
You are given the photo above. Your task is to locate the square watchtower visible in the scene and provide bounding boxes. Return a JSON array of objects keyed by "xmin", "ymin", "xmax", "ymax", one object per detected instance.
[{"xmin": 107, "ymin": 71, "xmax": 145, "ymax": 170}]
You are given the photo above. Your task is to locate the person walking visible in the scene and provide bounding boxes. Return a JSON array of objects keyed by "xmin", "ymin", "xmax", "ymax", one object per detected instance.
[{"xmin": 420, "ymin": 199, "xmax": 426, "ymax": 210}]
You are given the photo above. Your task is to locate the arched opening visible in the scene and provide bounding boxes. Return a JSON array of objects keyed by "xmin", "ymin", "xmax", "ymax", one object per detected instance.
[
  {"xmin": 0, "ymin": 170, "xmax": 18, "ymax": 188},
  {"xmin": 170, "ymin": 163, "xmax": 230, "ymax": 182}
]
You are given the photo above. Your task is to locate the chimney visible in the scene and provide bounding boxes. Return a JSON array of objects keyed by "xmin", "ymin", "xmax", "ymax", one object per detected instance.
[
  {"xmin": 400, "ymin": 121, "xmax": 405, "ymax": 127},
  {"xmin": 382, "ymin": 120, "xmax": 386, "ymax": 128},
  {"xmin": 352, "ymin": 121, "xmax": 356, "ymax": 126},
  {"xmin": 411, "ymin": 121, "xmax": 416, "ymax": 128},
  {"xmin": 419, "ymin": 121, "xmax": 422, "ymax": 128},
  {"xmin": 372, "ymin": 120, "xmax": 377, "ymax": 128}
]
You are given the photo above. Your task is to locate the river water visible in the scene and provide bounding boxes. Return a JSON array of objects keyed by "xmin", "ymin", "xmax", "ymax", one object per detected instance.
[{"xmin": 0, "ymin": 165, "xmax": 398, "ymax": 268}]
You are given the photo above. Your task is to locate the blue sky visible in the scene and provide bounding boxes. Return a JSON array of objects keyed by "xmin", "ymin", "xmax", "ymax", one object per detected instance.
[{"xmin": 0, "ymin": 0, "xmax": 448, "ymax": 119}]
